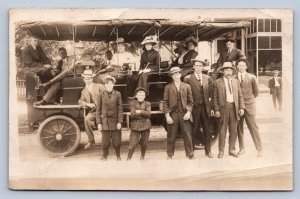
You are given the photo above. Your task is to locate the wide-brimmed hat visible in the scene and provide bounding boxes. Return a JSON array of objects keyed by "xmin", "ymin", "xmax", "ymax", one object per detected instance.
[
  {"xmin": 174, "ymin": 43, "xmax": 187, "ymax": 54},
  {"xmin": 81, "ymin": 69, "xmax": 96, "ymax": 78},
  {"xmin": 141, "ymin": 35, "xmax": 158, "ymax": 45},
  {"xmin": 225, "ymin": 36, "xmax": 236, "ymax": 43},
  {"xmin": 219, "ymin": 62, "xmax": 235, "ymax": 71},
  {"xmin": 185, "ymin": 37, "xmax": 198, "ymax": 47},
  {"xmin": 102, "ymin": 74, "xmax": 116, "ymax": 84},
  {"xmin": 169, "ymin": 66, "xmax": 182, "ymax": 76},
  {"xmin": 191, "ymin": 55, "xmax": 207, "ymax": 66},
  {"xmin": 134, "ymin": 87, "xmax": 148, "ymax": 95}
]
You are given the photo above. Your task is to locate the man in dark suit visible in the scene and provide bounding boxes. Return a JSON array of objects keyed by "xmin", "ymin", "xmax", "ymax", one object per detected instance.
[
  {"xmin": 35, "ymin": 47, "xmax": 72, "ymax": 105},
  {"xmin": 217, "ymin": 37, "xmax": 246, "ymax": 68},
  {"xmin": 163, "ymin": 67, "xmax": 194, "ymax": 160},
  {"xmin": 179, "ymin": 37, "xmax": 198, "ymax": 77},
  {"xmin": 22, "ymin": 36, "xmax": 53, "ymax": 83},
  {"xmin": 236, "ymin": 59, "xmax": 263, "ymax": 157},
  {"xmin": 268, "ymin": 70, "xmax": 282, "ymax": 111},
  {"xmin": 213, "ymin": 62, "xmax": 245, "ymax": 158},
  {"xmin": 96, "ymin": 75, "xmax": 123, "ymax": 161},
  {"xmin": 184, "ymin": 55, "xmax": 214, "ymax": 158},
  {"xmin": 79, "ymin": 70, "xmax": 105, "ymax": 149}
]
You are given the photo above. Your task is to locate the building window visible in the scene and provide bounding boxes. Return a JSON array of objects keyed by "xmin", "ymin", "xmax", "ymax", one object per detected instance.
[
  {"xmin": 277, "ymin": 19, "xmax": 282, "ymax": 32},
  {"xmin": 271, "ymin": 19, "xmax": 277, "ymax": 32},
  {"xmin": 258, "ymin": 19, "xmax": 264, "ymax": 32},
  {"xmin": 271, "ymin": 36, "xmax": 282, "ymax": 49},
  {"xmin": 265, "ymin": 19, "xmax": 271, "ymax": 32},
  {"xmin": 258, "ymin": 50, "xmax": 282, "ymax": 72},
  {"xmin": 258, "ymin": 36, "xmax": 270, "ymax": 49},
  {"xmin": 253, "ymin": 19, "xmax": 257, "ymax": 33},
  {"xmin": 251, "ymin": 37, "xmax": 256, "ymax": 50}
]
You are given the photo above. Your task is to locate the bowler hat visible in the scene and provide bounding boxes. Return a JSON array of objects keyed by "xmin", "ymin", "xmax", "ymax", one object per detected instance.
[
  {"xmin": 169, "ymin": 66, "xmax": 182, "ymax": 76},
  {"xmin": 225, "ymin": 37, "xmax": 236, "ymax": 43},
  {"xmin": 102, "ymin": 74, "xmax": 116, "ymax": 84},
  {"xmin": 219, "ymin": 62, "xmax": 235, "ymax": 71},
  {"xmin": 81, "ymin": 69, "xmax": 96, "ymax": 78}
]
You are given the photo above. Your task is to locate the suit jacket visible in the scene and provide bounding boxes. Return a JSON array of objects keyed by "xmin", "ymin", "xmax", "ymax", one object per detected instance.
[
  {"xmin": 217, "ymin": 48, "xmax": 246, "ymax": 67},
  {"xmin": 235, "ymin": 72, "xmax": 259, "ymax": 115},
  {"xmin": 184, "ymin": 73, "xmax": 213, "ymax": 117},
  {"xmin": 22, "ymin": 45, "xmax": 51, "ymax": 68},
  {"xmin": 163, "ymin": 82, "xmax": 193, "ymax": 114},
  {"xmin": 130, "ymin": 100, "xmax": 151, "ymax": 131},
  {"xmin": 213, "ymin": 77, "xmax": 245, "ymax": 120},
  {"xmin": 268, "ymin": 77, "xmax": 282, "ymax": 94},
  {"xmin": 96, "ymin": 90, "xmax": 123, "ymax": 130},
  {"xmin": 140, "ymin": 49, "xmax": 160, "ymax": 70},
  {"xmin": 181, "ymin": 49, "xmax": 198, "ymax": 68},
  {"xmin": 78, "ymin": 83, "xmax": 105, "ymax": 110}
]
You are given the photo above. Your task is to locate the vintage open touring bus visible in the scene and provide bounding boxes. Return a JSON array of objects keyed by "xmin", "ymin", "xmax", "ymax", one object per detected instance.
[{"xmin": 18, "ymin": 18, "xmax": 250, "ymax": 156}]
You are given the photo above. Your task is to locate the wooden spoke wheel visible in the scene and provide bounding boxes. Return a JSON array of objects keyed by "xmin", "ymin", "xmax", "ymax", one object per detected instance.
[{"xmin": 37, "ymin": 115, "xmax": 81, "ymax": 157}]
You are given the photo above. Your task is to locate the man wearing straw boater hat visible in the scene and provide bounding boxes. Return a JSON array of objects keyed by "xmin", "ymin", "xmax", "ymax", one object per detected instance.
[
  {"xmin": 217, "ymin": 36, "xmax": 246, "ymax": 68},
  {"xmin": 179, "ymin": 37, "xmax": 198, "ymax": 77},
  {"xmin": 213, "ymin": 62, "xmax": 245, "ymax": 159},
  {"xmin": 163, "ymin": 67, "xmax": 194, "ymax": 160},
  {"xmin": 184, "ymin": 55, "xmax": 214, "ymax": 158},
  {"xmin": 78, "ymin": 69, "xmax": 105, "ymax": 149}
]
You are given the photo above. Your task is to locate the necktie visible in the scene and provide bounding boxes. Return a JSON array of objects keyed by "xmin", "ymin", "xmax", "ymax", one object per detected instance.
[
  {"xmin": 228, "ymin": 79, "xmax": 232, "ymax": 94},
  {"xmin": 198, "ymin": 74, "xmax": 202, "ymax": 85},
  {"xmin": 240, "ymin": 74, "xmax": 243, "ymax": 83}
]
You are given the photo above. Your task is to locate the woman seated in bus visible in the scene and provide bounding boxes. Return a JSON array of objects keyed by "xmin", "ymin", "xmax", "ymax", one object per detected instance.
[
  {"xmin": 136, "ymin": 35, "xmax": 160, "ymax": 93},
  {"xmin": 109, "ymin": 38, "xmax": 136, "ymax": 80},
  {"xmin": 179, "ymin": 36, "xmax": 198, "ymax": 77},
  {"xmin": 171, "ymin": 43, "xmax": 187, "ymax": 67}
]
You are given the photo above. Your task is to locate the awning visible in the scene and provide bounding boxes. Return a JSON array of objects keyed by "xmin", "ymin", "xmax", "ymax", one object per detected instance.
[{"xmin": 19, "ymin": 20, "xmax": 250, "ymax": 42}]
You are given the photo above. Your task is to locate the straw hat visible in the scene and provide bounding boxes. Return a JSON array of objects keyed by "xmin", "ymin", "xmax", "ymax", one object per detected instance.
[
  {"xmin": 141, "ymin": 35, "xmax": 158, "ymax": 45},
  {"xmin": 81, "ymin": 69, "xmax": 95, "ymax": 78},
  {"xmin": 219, "ymin": 62, "xmax": 235, "ymax": 71},
  {"xmin": 102, "ymin": 74, "xmax": 116, "ymax": 84}
]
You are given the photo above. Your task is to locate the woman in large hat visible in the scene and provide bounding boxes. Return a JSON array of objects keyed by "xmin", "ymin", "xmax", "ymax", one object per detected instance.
[
  {"xmin": 180, "ymin": 37, "xmax": 199, "ymax": 77},
  {"xmin": 135, "ymin": 35, "xmax": 161, "ymax": 92}
]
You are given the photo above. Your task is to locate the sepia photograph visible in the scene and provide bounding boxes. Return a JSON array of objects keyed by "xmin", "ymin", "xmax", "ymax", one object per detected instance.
[{"xmin": 9, "ymin": 8, "xmax": 293, "ymax": 190}]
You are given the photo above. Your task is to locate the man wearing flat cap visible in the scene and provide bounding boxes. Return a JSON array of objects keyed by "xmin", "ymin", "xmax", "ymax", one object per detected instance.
[
  {"xmin": 78, "ymin": 69, "xmax": 105, "ymax": 149},
  {"xmin": 184, "ymin": 55, "xmax": 214, "ymax": 158},
  {"xmin": 213, "ymin": 62, "xmax": 245, "ymax": 158},
  {"xmin": 179, "ymin": 37, "xmax": 198, "ymax": 77},
  {"xmin": 217, "ymin": 37, "xmax": 246, "ymax": 68},
  {"xmin": 163, "ymin": 67, "xmax": 194, "ymax": 160}
]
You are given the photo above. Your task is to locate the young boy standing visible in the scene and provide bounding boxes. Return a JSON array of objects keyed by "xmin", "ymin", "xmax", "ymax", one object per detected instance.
[
  {"xmin": 96, "ymin": 75, "xmax": 123, "ymax": 161},
  {"xmin": 127, "ymin": 87, "xmax": 151, "ymax": 160}
]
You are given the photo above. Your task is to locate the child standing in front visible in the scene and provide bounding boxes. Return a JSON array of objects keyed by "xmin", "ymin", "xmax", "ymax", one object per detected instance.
[
  {"xmin": 96, "ymin": 75, "xmax": 123, "ymax": 161},
  {"xmin": 127, "ymin": 87, "xmax": 151, "ymax": 160}
]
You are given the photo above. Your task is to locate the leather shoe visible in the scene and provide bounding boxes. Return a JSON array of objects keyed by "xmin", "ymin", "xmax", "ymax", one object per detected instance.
[
  {"xmin": 257, "ymin": 150, "xmax": 263, "ymax": 157},
  {"xmin": 229, "ymin": 152, "xmax": 239, "ymax": 158},
  {"xmin": 101, "ymin": 156, "xmax": 107, "ymax": 161},
  {"xmin": 167, "ymin": 155, "xmax": 172, "ymax": 160},
  {"xmin": 238, "ymin": 149, "xmax": 245, "ymax": 155},
  {"xmin": 218, "ymin": 153, "xmax": 224, "ymax": 159},
  {"xmin": 117, "ymin": 156, "xmax": 122, "ymax": 161},
  {"xmin": 189, "ymin": 155, "xmax": 196, "ymax": 160},
  {"xmin": 140, "ymin": 156, "xmax": 145, "ymax": 160},
  {"xmin": 84, "ymin": 141, "xmax": 94, "ymax": 149},
  {"xmin": 206, "ymin": 152, "xmax": 213, "ymax": 158}
]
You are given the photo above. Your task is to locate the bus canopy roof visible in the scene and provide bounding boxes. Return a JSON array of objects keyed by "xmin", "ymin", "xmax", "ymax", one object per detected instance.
[{"xmin": 19, "ymin": 19, "xmax": 250, "ymax": 42}]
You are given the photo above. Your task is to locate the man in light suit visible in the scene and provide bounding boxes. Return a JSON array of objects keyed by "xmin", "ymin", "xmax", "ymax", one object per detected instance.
[
  {"xmin": 184, "ymin": 55, "xmax": 214, "ymax": 158},
  {"xmin": 236, "ymin": 59, "xmax": 263, "ymax": 157},
  {"xmin": 268, "ymin": 70, "xmax": 282, "ymax": 111},
  {"xmin": 213, "ymin": 62, "xmax": 245, "ymax": 158},
  {"xmin": 217, "ymin": 37, "xmax": 246, "ymax": 68},
  {"xmin": 163, "ymin": 67, "xmax": 194, "ymax": 160},
  {"xmin": 79, "ymin": 69, "xmax": 105, "ymax": 149}
]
